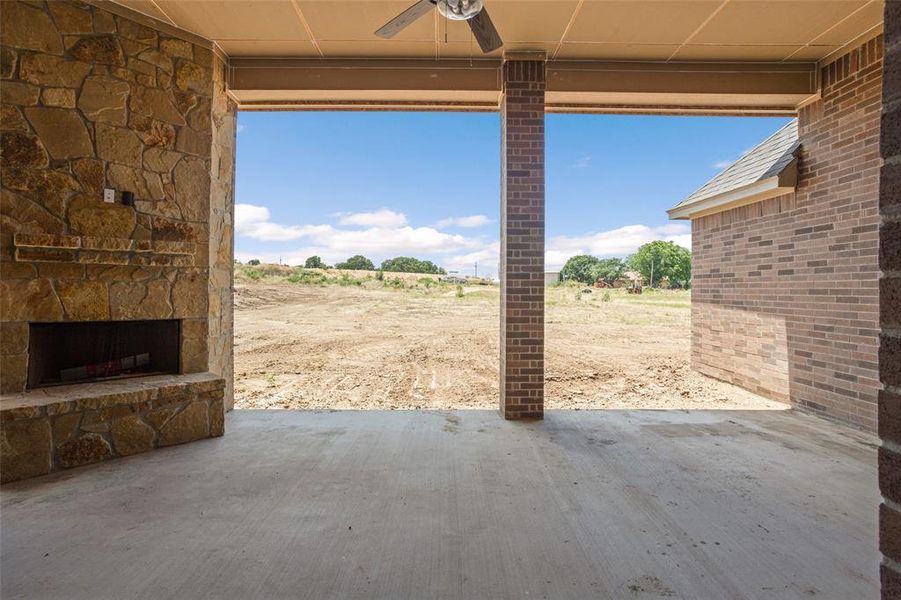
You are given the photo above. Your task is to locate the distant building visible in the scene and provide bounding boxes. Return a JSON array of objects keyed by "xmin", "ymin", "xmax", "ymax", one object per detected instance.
[
  {"xmin": 544, "ymin": 271, "xmax": 560, "ymax": 286},
  {"xmin": 441, "ymin": 275, "xmax": 467, "ymax": 285}
]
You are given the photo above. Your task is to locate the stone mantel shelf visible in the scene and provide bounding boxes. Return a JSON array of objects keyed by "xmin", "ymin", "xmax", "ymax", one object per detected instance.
[
  {"xmin": 13, "ymin": 233, "xmax": 196, "ymax": 267},
  {"xmin": 0, "ymin": 372, "xmax": 222, "ymax": 415}
]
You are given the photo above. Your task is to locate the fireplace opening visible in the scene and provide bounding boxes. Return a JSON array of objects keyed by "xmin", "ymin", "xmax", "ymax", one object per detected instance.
[{"xmin": 27, "ymin": 320, "xmax": 181, "ymax": 389}]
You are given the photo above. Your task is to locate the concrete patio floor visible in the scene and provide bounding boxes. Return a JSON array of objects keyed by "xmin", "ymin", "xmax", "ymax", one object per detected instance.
[{"xmin": 1, "ymin": 409, "xmax": 880, "ymax": 600}]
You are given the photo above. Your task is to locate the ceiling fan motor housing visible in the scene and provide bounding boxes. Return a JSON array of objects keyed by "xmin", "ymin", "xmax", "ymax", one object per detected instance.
[
  {"xmin": 374, "ymin": 0, "xmax": 500, "ymax": 54},
  {"xmin": 437, "ymin": 0, "xmax": 484, "ymax": 21}
]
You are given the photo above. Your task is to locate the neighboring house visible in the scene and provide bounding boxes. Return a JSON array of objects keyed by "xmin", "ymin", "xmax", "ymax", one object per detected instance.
[{"xmin": 544, "ymin": 271, "xmax": 560, "ymax": 286}]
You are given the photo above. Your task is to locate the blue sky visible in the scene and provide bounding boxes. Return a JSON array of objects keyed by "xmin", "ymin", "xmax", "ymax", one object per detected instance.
[{"xmin": 235, "ymin": 112, "xmax": 790, "ymax": 278}]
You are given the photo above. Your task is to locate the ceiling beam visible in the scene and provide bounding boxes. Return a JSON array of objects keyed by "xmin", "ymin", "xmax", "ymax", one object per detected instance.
[
  {"xmin": 547, "ymin": 61, "xmax": 817, "ymax": 97},
  {"xmin": 546, "ymin": 60, "xmax": 818, "ymax": 114},
  {"xmin": 230, "ymin": 58, "xmax": 502, "ymax": 93},
  {"xmin": 229, "ymin": 58, "xmax": 503, "ymax": 111},
  {"xmin": 227, "ymin": 57, "xmax": 818, "ymax": 114}
]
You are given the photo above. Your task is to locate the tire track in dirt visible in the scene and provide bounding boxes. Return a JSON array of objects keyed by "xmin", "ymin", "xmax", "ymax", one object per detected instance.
[{"xmin": 234, "ymin": 284, "xmax": 783, "ymax": 412}]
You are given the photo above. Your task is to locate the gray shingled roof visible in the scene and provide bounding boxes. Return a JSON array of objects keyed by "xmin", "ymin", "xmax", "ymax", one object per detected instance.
[{"xmin": 670, "ymin": 119, "xmax": 799, "ymax": 213}]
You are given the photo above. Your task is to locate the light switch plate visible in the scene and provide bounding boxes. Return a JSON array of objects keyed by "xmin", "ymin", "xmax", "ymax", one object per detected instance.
[{"xmin": 103, "ymin": 188, "xmax": 115, "ymax": 203}]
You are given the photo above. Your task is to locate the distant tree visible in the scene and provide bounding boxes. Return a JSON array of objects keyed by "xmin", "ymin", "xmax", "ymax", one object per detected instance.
[
  {"xmin": 247, "ymin": 259, "xmax": 261, "ymax": 266},
  {"xmin": 335, "ymin": 255, "xmax": 375, "ymax": 271},
  {"xmin": 669, "ymin": 249, "xmax": 692, "ymax": 289},
  {"xmin": 560, "ymin": 255, "xmax": 601, "ymax": 285},
  {"xmin": 594, "ymin": 258, "xmax": 627, "ymax": 285},
  {"xmin": 628, "ymin": 241, "xmax": 691, "ymax": 288},
  {"xmin": 304, "ymin": 256, "xmax": 326, "ymax": 269},
  {"xmin": 380, "ymin": 256, "xmax": 446, "ymax": 274}
]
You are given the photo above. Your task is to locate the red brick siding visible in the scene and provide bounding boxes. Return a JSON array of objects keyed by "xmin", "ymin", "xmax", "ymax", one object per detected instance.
[
  {"xmin": 880, "ymin": 2, "xmax": 901, "ymax": 597},
  {"xmin": 500, "ymin": 58, "xmax": 545, "ymax": 419},
  {"xmin": 692, "ymin": 36, "xmax": 883, "ymax": 431}
]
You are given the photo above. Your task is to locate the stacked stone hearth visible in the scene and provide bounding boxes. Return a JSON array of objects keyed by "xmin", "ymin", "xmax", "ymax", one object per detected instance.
[{"xmin": 0, "ymin": 1, "xmax": 235, "ymax": 483}]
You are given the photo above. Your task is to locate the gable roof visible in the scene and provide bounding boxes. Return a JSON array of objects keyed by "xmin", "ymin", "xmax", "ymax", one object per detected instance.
[{"xmin": 668, "ymin": 120, "xmax": 800, "ymax": 220}]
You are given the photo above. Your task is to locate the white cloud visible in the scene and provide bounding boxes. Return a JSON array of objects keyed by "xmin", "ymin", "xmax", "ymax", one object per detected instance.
[
  {"xmin": 572, "ymin": 155, "xmax": 592, "ymax": 169},
  {"xmin": 237, "ymin": 123, "xmax": 246, "ymax": 133},
  {"xmin": 235, "ymin": 203, "xmax": 691, "ymax": 276},
  {"xmin": 712, "ymin": 146, "xmax": 755, "ymax": 170},
  {"xmin": 657, "ymin": 223, "xmax": 690, "ymax": 236},
  {"xmin": 667, "ymin": 233, "xmax": 692, "ymax": 250},
  {"xmin": 309, "ymin": 225, "xmax": 478, "ymax": 255},
  {"xmin": 235, "ymin": 203, "xmax": 316, "ymax": 241},
  {"xmin": 435, "ymin": 215, "xmax": 491, "ymax": 229},
  {"xmin": 236, "ymin": 229, "xmax": 488, "ymax": 269},
  {"xmin": 337, "ymin": 209, "xmax": 407, "ymax": 228},
  {"xmin": 235, "ymin": 203, "xmax": 269, "ymax": 228},
  {"xmin": 545, "ymin": 223, "xmax": 691, "ymax": 270},
  {"xmin": 443, "ymin": 223, "xmax": 692, "ymax": 277},
  {"xmin": 443, "ymin": 241, "xmax": 500, "ymax": 277},
  {"xmin": 235, "ymin": 203, "xmax": 485, "ymax": 265}
]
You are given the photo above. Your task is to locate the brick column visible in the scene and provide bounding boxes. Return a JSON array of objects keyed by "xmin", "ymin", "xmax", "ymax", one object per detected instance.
[
  {"xmin": 500, "ymin": 55, "xmax": 545, "ymax": 420},
  {"xmin": 880, "ymin": 3, "xmax": 901, "ymax": 598}
]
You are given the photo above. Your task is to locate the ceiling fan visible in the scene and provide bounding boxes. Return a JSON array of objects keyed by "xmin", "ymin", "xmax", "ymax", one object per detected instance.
[{"xmin": 375, "ymin": 0, "xmax": 503, "ymax": 54}]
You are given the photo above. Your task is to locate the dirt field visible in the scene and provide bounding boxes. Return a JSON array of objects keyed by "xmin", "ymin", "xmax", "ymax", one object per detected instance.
[{"xmin": 234, "ymin": 280, "xmax": 785, "ymax": 411}]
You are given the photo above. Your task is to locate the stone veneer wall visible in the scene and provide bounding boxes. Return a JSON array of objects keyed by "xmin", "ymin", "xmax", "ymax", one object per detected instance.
[
  {"xmin": 0, "ymin": 0, "xmax": 235, "ymax": 480},
  {"xmin": 0, "ymin": 0, "xmax": 234, "ymax": 395},
  {"xmin": 0, "ymin": 373, "xmax": 224, "ymax": 483},
  {"xmin": 208, "ymin": 56, "xmax": 236, "ymax": 409},
  {"xmin": 691, "ymin": 37, "xmax": 883, "ymax": 430}
]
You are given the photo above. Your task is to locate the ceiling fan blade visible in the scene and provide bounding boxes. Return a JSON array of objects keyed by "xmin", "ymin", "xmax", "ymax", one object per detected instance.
[
  {"xmin": 375, "ymin": 0, "xmax": 435, "ymax": 39},
  {"xmin": 468, "ymin": 7, "xmax": 502, "ymax": 53}
]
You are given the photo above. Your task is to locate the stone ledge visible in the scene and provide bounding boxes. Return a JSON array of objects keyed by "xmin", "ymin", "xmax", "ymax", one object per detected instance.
[
  {"xmin": 13, "ymin": 234, "xmax": 195, "ymax": 266},
  {"xmin": 1, "ymin": 372, "xmax": 225, "ymax": 484},
  {"xmin": 0, "ymin": 371, "xmax": 223, "ymax": 413}
]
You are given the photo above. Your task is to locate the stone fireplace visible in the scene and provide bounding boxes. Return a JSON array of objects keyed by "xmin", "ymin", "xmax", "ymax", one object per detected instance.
[
  {"xmin": 27, "ymin": 319, "xmax": 181, "ymax": 388},
  {"xmin": 0, "ymin": 0, "xmax": 235, "ymax": 482}
]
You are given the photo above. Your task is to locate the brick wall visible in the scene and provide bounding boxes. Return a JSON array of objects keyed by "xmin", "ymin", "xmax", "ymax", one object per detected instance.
[
  {"xmin": 500, "ymin": 57, "xmax": 545, "ymax": 419},
  {"xmin": 692, "ymin": 36, "xmax": 883, "ymax": 430},
  {"xmin": 879, "ymin": 3, "xmax": 901, "ymax": 597}
]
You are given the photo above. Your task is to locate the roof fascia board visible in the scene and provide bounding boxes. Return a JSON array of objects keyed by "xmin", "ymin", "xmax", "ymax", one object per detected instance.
[{"xmin": 667, "ymin": 177, "xmax": 794, "ymax": 220}]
